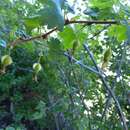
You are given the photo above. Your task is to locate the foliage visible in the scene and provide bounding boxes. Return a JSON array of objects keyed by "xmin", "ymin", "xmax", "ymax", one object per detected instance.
[{"xmin": 0, "ymin": 0, "xmax": 130, "ymax": 130}]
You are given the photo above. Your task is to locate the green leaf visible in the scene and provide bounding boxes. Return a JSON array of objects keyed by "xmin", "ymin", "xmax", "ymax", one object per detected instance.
[
  {"xmin": 59, "ymin": 26, "xmax": 76, "ymax": 49},
  {"xmin": 25, "ymin": 0, "xmax": 65, "ymax": 31},
  {"xmin": 117, "ymin": 25, "xmax": 127, "ymax": 41},
  {"xmin": 24, "ymin": 15, "xmax": 41, "ymax": 31},
  {"xmin": 32, "ymin": 100, "xmax": 46, "ymax": 120},
  {"xmin": 108, "ymin": 25, "xmax": 127, "ymax": 41},
  {"xmin": 38, "ymin": 0, "xmax": 64, "ymax": 31},
  {"xmin": 18, "ymin": 41, "xmax": 36, "ymax": 53},
  {"xmin": 48, "ymin": 38, "xmax": 63, "ymax": 61},
  {"xmin": 90, "ymin": 0, "xmax": 113, "ymax": 9}
]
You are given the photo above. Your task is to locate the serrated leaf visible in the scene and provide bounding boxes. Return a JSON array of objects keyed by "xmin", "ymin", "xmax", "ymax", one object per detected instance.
[
  {"xmin": 38, "ymin": 0, "xmax": 64, "ymax": 31},
  {"xmin": 48, "ymin": 38, "xmax": 63, "ymax": 61},
  {"xmin": 48, "ymin": 38, "xmax": 62, "ymax": 50},
  {"xmin": 25, "ymin": 0, "xmax": 65, "ymax": 31}
]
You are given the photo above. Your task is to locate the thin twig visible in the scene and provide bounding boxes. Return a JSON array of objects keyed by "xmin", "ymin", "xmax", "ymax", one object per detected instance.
[
  {"xmin": 11, "ymin": 27, "xmax": 57, "ymax": 46},
  {"xmin": 64, "ymin": 52, "xmax": 100, "ymax": 75},
  {"xmin": 65, "ymin": 20, "xmax": 118, "ymax": 25},
  {"xmin": 83, "ymin": 43, "xmax": 128, "ymax": 130},
  {"xmin": 89, "ymin": 25, "xmax": 110, "ymax": 40},
  {"xmin": 101, "ymin": 41, "xmax": 127, "ymax": 121}
]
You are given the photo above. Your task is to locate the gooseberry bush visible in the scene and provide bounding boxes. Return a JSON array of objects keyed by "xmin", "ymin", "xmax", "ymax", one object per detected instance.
[{"xmin": 0, "ymin": 0, "xmax": 130, "ymax": 130}]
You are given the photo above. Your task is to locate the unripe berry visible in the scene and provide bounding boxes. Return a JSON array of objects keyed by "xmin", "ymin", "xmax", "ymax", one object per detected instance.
[
  {"xmin": 1, "ymin": 55, "xmax": 13, "ymax": 67},
  {"xmin": 103, "ymin": 47, "xmax": 112, "ymax": 62},
  {"xmin": 33, "ymin": 63, "xmax": 42, "ymax": 73}
]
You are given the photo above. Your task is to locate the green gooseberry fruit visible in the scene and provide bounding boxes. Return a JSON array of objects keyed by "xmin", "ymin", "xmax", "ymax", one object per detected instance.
[
  {"xmin": 33, "ymin": 63, "xmax": 42, "ymax": 73},
  {"xmin": 1, "ymin": 55, "xmax": 13, "ymax": 67}
]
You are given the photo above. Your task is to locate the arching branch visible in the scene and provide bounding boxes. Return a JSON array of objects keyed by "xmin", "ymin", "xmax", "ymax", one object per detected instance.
[{"xmin": 10, "ymin": 19, "xmax": 118, "ymax": 46}]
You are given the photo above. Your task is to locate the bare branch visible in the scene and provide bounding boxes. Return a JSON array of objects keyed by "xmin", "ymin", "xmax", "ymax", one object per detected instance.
[
  {"xmin": 11, "ymin": 27, "xmax": 57, "ymax": 46},
  {"xmin": 65, "ymin": 19, "xmax": 118, "ymax": 25},
  {"xmin": 10, "ymin": 19, "xmax": 118, "ymax": 46}
]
